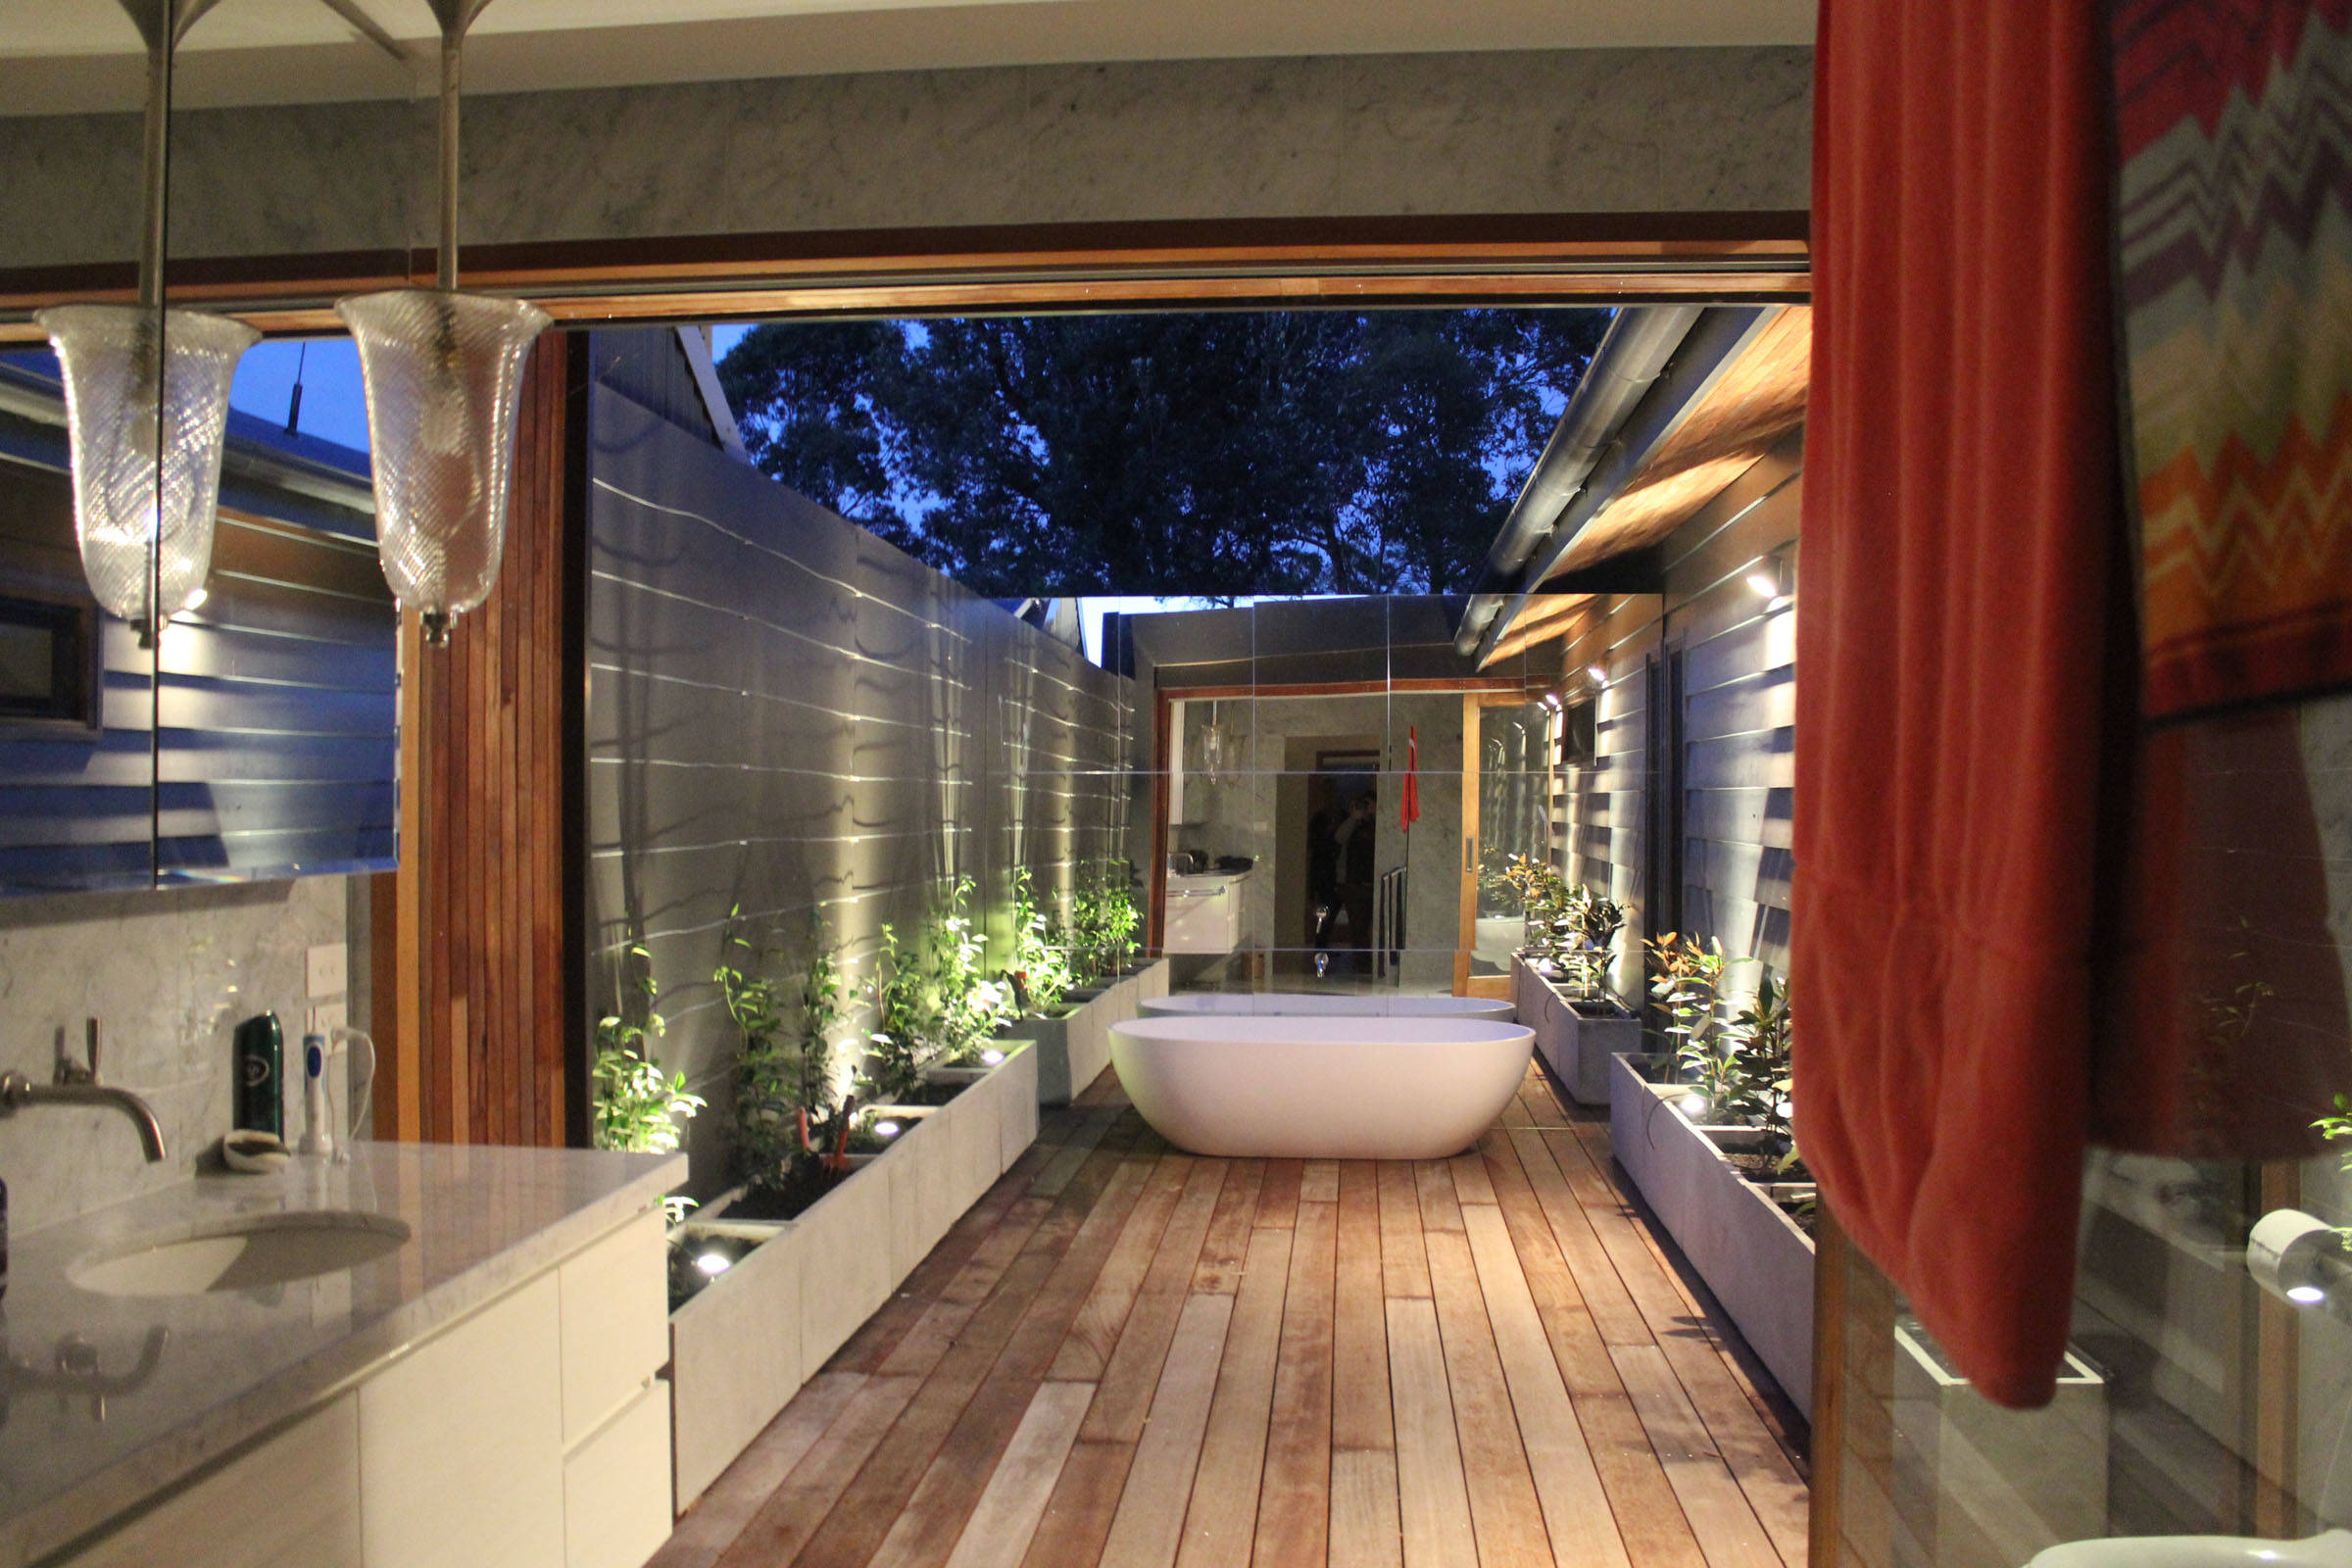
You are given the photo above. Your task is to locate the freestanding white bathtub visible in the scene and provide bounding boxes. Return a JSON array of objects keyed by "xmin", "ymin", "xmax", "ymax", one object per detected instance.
[
  {"xmin": 1140, "ymin": 992, "xmax": 1517, "ymax": 1022},
  {"xmin": 1108, "ymin": 1015, "xmax": 1535, "ymax": 1159}
]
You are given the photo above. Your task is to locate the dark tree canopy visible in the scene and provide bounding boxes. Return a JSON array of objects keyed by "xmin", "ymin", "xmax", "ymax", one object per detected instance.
[{"xmin": 716, "ymin": 309, "xmax": 1608, "ymax": 597}]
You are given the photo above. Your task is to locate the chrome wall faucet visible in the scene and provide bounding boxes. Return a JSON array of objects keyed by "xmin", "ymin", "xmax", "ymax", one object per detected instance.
[{"xmin": 0, "ymin": 1020, "xmax": 167, "ymax": 1163}]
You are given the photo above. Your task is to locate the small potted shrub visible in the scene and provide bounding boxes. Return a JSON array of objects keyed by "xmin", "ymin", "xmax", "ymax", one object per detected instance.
[
  {"xmin": 1504, "ymin": 858, "xmax": 1641, "ymax": 1104},
  {"xmin": 1022, "ymin": 862, "xmax": 1152, "ymax": 1102}
]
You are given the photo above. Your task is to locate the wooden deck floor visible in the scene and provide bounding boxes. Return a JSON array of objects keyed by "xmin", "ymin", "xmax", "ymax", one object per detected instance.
[{"xmin": 651, "ymin": 1065, "xmax": 1809, "ymax": 1568}]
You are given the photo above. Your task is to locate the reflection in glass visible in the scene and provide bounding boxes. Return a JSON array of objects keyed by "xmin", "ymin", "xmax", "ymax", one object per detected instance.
[{"xmin": 1473, "ymin": 700, "xmax": 1551, "ymax": 976}]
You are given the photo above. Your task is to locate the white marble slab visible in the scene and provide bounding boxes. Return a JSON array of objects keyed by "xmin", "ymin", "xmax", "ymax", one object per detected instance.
[{"xmin": 0, "ymin": 1142, "xmax": 685, "ymax": 1568}]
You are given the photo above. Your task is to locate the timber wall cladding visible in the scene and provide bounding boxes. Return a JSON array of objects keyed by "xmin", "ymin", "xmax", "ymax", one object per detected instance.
[
  {"xmin": 1561, "ymin": 432, "xmax": 1801, "ymax": 995},
  {"xmin": 379, "ymin": 333, "xmax": 575, "ymax": 1149},
  {"xmin": 583, "ymin": 330, "xmax": 1136, "ymax": 1200}
]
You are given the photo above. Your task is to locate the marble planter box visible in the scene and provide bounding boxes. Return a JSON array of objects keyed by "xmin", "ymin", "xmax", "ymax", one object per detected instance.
[
  {"xmin": 1608, "ymin": 1052, "xmax": 1815, "ymax": 1417},
  {"xmin": 1890, "ymin": 1323, "xmax": 2107, "ymax": 1568},
  {"xmin": 668, "ymin": 1214, "xmax": 799, "ymax": 1514},
  {"xmin": 1015, "ymin": 959, "xmax": 1164, "ymax": 1104},
  {"xmin": 1514, "ymin": 955, "xmax": 1641, "ymax": 1105},
  {"xmin": 667, "ymin": 1042, "xmax": 1038, "ymax": 1512}
]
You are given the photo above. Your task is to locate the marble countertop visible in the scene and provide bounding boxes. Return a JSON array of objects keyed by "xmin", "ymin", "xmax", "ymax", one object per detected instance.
[{"xmin": 0, "ymin": 1143, "xmax": 686, "ymax": 1568}]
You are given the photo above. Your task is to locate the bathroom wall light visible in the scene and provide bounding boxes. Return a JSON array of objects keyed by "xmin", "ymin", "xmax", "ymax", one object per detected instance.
[
  {"xmin": 2248, "ymin": 1208, "xmax": 2349, "ymax": 1309},
  {"xmin": 336, "ymin": 0, "xmax": 548, "ymax": 648}
]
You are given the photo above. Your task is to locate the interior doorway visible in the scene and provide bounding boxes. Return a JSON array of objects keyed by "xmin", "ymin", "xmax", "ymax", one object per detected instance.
[{"xmin": 1300, "ymin": 747, "xmax": 1379, "ymax": 977}]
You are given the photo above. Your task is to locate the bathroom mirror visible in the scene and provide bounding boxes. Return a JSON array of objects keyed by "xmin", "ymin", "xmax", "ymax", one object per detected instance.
[
  {"xmin": 0, "ymin": 1, "xmax": 159, "ymax": 894},
  {"xmin": 0, "ymin": 0, "xmax": 406, "ymax": 895}
]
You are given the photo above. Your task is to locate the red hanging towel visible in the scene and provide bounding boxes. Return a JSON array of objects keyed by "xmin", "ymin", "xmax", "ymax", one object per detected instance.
[
  {"xmin": 1399, "ymin": 726, "xmax": 1420, "ymax": 832},
  {"xmin": 1794, "ymin": 0, "xmax": 2123, "ymax": 1408}
]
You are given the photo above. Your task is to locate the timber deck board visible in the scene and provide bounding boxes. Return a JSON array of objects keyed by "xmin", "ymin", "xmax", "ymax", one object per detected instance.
[{"xmin": 661, "ymin": 1065, "xmax": 1808, "ymax": 1568}]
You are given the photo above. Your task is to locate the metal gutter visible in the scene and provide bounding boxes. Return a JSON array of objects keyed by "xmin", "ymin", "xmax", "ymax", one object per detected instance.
[
  {"xmin": 1469, "ymin": 304, "xmax": 1782, "ymax": 665},
  {"xmin": 676, "ymin": 324, "xmax": 753, "ymax": 466},
  {"xmin": 1452, "ymin": 304, "xmax": 1702, "ymax": 656}
]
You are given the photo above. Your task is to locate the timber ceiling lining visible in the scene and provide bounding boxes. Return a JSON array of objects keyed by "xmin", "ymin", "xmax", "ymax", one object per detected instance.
[{"xmin": 1541, "ymin": 304, "xmax": 1810, "ymax": 580}]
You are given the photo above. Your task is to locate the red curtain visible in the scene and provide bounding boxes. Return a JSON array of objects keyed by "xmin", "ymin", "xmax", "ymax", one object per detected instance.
[{"xmin": 1792, "ymin": 0, "xmax": 2124, "ymax": 1408}]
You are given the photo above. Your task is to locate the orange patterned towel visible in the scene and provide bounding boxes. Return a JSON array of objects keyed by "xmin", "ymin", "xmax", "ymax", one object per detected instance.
[{"xmin": 2115, "ymin": 0, "xmax": 2352, "ymax": 719}]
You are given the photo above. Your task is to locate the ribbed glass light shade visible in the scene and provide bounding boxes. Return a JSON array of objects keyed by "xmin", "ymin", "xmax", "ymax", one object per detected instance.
[
  {"xmin": 334, "ymin": 289, "xmax": 551, "ymax": 642},
  {"xmin": 34, "ymin": 304, "xmax": 259, "ymax": 634}
]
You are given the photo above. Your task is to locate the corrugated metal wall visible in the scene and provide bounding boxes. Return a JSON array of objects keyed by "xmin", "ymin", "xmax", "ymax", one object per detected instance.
[
  {"xmin": 0, "ymin": 446, "xmax": 396, "ymax": 894},
  {"xmin": 1559, "ymin": 431, "xmax": 1802, "ymax": 1004},
  {"xmin": 585, "ymin": 336, "xmax": 1137, "ymax": 1193}
]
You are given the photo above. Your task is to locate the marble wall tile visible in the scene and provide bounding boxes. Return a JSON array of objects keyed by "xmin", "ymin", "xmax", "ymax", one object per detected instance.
[
  {"xmin": 1614, "ymin": 44, "xmax": 1814, "ymax": 209},
  {"xmin": 165, "ymin": 98, "xmax": 421, "ymax": 263},
  {"xmin": 466, "ymin": 80, "xmax": 745, "ymax": 251},
  {"xmin": 1328, "ymin": 50, "xmax": 1668, "ymax": 216},
  {"xmin": 718, "ymin": 67, "xmax": 1040, "ymax": 236},
  {"xmin": 0, "ymin": 876, "xmax": 348, "ymax": 1234},
  {"xmin": 1017, "ymin": 55, "xmax": 1354, "ymax": 223},
  {"xmin": 0, "ymin": 113, "xmax": 145, "ymax": 270},
  {"xmin": 2, "ymin": 46, "xmax": 1811, "ymax": 270}
]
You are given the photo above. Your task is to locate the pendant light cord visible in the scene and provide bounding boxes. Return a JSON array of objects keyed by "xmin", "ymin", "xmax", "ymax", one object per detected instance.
[{"xmin": 142, "ymin": 0, "xmax": 173, "ymax": 882}]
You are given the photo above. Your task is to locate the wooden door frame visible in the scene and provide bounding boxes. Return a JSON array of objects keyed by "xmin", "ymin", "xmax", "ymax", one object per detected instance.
[
  {"xmin": 0, "ymin": 211, "xmax": 1808, "ymax": 342},
  {"xmin": 1454, "ymin": 689, "xmax": 1559, "ymax": 998}
]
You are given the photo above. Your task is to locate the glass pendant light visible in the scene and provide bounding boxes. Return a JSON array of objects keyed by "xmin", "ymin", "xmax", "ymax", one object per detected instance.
[
  {"xmin": 336, "ymin": 290, "xmax": 546, "ymax": 644},
  {"xmin": 36, "ymin": 306, "xmax": 257, "ymax": 641},
  {"xmin": 40, "ymin": 0, "xmax": 249, "ymax": 648},
  {"xmin": 337, "ymin": 0, "xmax": 547, "ymax": 647}
]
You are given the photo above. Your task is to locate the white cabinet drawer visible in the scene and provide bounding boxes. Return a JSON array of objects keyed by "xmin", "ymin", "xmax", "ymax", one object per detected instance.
[
  {"xmin": 361, "ymin": 1272, "xmax": 565, "ymax": 1568},
  {"xmin": 559, "ymin": 1205, "xmax": 669, "ymax": 1448},
  {"xmin": 564, "ymin": 1381, "xmax": 674, "ymax": 1568},
  {"xmin": 65, "ymin": 1395, "xmax": 361, "ymax": 1568}
]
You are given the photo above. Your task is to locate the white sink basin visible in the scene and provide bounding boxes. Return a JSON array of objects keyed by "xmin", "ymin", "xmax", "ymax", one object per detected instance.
[{"xmin": 70, "ymin": 1210, "xmax": 414, "ymax": 1298}]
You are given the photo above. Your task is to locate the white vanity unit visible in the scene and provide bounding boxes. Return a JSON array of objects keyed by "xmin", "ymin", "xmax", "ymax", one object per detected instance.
[
  {"xmin": 2, "ymin": 1144, "xmax": 684, "ymax": 1568},
  {"xmin": 1161, "ymin": 869, "xmax": 1252, "ymax": 954}
]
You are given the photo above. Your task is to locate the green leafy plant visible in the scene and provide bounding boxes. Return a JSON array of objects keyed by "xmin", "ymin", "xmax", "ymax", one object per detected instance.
[
  {"xmin": 1071, "ymin": 862, "xmax": 1141, "ymax": 980},
  {"xmin": 794, "ymin": 914, "xmax": 849, "ymax": 1130},
  {"xmin": 1500, "ymin": 855, "xmax": 1574, "ymax": 962},
  {"xmin": 923, "ymin": 877, "xmax": 1016, "ymax": 1066},
  {"xmin": 1647, "ymin": 932, "xmax": 1731, "ymax": 1103},
  {"xmin": 1005, "ymin": 867, "xmax": 1074, "ymax": 1015},
  {"xmin": 1561, "ymin": 887, "xmax": 1627, "ymax": 1004},
  {"xmin": 592, "ymin": 943, "xmax": 704, "ymax": 1154},
  {"xmin": 2317, "ymin": 1096, "xmax": 2352, "ymax": 1244},
  {"xmin": 1720, "ymin": 971, "xmax": 1793, "ymax": 1134},
  {"xmin": 717, "ymin": 910, "xmax": 797, "ymax": 1194},
  {"xmin": 865, "ymin": 919, "xmax": 930, "ymax": 1103}
]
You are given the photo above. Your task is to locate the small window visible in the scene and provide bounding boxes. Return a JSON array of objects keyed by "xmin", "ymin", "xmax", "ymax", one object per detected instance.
[
  {"xmin": 1559, "ymin": 698, "xmax": 1597, "ymax": 767},
  {"xmin": 0, "ymin": 593, "xmax": 99, "ymax": 728}
]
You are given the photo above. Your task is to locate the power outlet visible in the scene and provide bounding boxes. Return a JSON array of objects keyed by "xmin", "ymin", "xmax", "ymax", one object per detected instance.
[
  {"xmin": 307, "ymin": 1001, "xmax": 348, "ymax": 1041},
  {"xmin": 307, "ymin": 943, "xmax": 347, "ymax": 1001}
]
